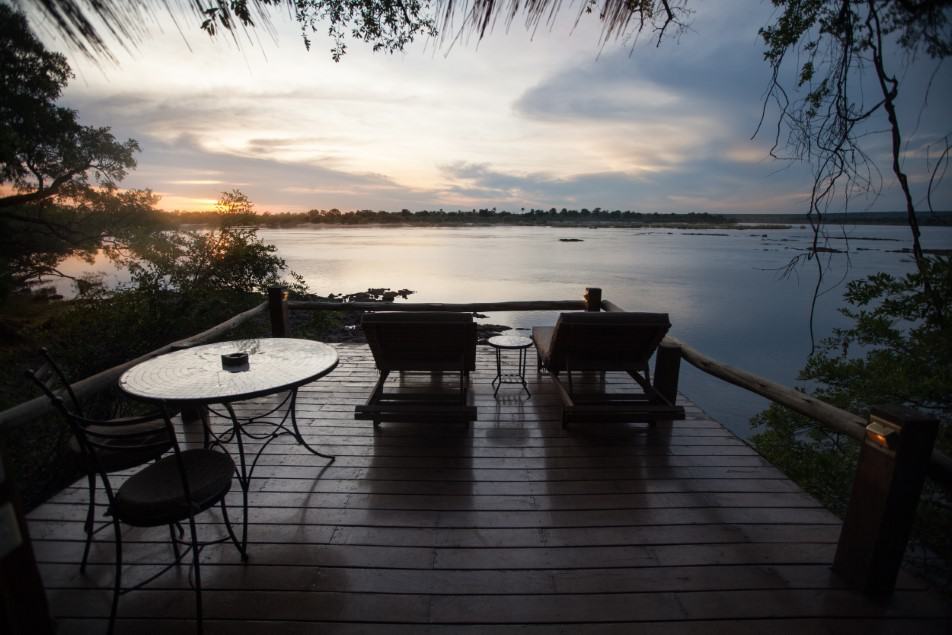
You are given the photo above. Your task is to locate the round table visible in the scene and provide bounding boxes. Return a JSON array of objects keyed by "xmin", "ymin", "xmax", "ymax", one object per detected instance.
[
  {"xmin": 488, "ymin": 335, "xmax": 533, "ymax": 397},
  {"xmin": 120, "ymin": 338, "xmax": 338, "ymax": 403},
  {"xmin": 120, "ymin": 338, "xmax": 338, "ymax": 552}
]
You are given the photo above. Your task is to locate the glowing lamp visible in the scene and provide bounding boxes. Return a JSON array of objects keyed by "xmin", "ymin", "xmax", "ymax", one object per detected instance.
[{"xmin": 865, "ymin": 415, "xmax": 900, "ymax": 450}]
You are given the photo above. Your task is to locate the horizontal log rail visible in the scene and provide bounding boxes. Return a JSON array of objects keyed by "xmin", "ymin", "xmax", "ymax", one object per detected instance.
[
  {"xmin": 605, "ymin": 296, "xmax": 868, "ymax": 434},
  {"xmin": 289, "ymin": 300, "xmax": 588, "ymax": 312},
  {"xmin": 0, "ymin": 302, "xmax": 268, "ymax": 432},
  {"xmin": 603, "ymin": 299, "xmax": 952, "ymax": 489},
  {"xmin": 670, "ymin": 335, "xmax": 867, "ymax": 437}
]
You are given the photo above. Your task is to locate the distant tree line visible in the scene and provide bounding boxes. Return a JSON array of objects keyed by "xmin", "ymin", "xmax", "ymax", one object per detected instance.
[
  {"xmin": 163, "ymin": 207, "xmax": 951, "ymax": 229},
  {"xmin": 165, "ymin": 207, "xmax": 735, "ymax": 228}
]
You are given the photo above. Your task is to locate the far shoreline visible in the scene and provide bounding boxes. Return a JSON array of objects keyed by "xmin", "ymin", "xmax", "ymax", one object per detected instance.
[
  {"xmin": 253, "ymin": 222, "xmax": 798, "ymax": 231},
  {"xmin": 166, "ymin": 209, "xmax": 952, "ymax": 231}
]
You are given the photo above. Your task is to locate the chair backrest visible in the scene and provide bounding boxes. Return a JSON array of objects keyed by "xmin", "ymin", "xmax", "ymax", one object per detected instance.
[
  {"xmin": 362, "ymin": 311, "xmax": 477, "ymax": 372},
  {"xmin": 547, "ymin": 312, "xmax": 671, "ymax": 372},
  {"xmin": 26, "ymin": 375, "xmax": 177, "ymax": 488},
  {"xmin": 65, "ymin": 406, "xmax": 177, "ymax": 466},
  {"xmin": 28, "ymin": 348, "xmax": 84, "ymax": 416}
]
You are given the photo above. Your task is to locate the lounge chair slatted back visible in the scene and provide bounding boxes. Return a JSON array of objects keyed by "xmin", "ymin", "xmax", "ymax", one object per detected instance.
[
  {"xmin": 363, "ymin": 312, "xmax": 477, "ymax": 372},
  {"xmin": 531, "ymin": 311, "xmax": 684, "ymax": 427},
  {"xmin": 538, "ymin": 312, "xmax": 671, "ymax": 373},
  {"xmin": 357, "ymin": 311, "xmax": 478, "ymax": 427}
]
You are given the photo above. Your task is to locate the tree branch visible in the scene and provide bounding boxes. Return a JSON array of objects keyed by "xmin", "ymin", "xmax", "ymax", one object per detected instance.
[
  {"xmin": 0, "ymin": 172, "xmax": 78, "ymax": 208},
  {"xmin": 865, "ymin": 0, "xmax": 941, "ymax": 324}
]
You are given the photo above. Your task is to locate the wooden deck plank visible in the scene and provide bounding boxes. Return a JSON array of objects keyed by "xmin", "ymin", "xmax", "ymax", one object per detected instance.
[
  {"xmin": 31, "ymin": 490, "xmax": 828, "ymax": 513},
  {"xmin": 44, "ymin": 475, "xmax": 807, "ymax": 497},
  {"xmin": 30, "ymin": 520, "xmax": 845, "ymax": 549},
  {"xmin": 39, "ymin": 562, "xmax": 932, "ymax": 593},
  {"xmin": 26, "ymin": 343, "xmax": 950, "ymax": 632},
  {"xmin": 31, "ymin": 504, "xmax": 844, "ymax": 529},
  {"xmin": 50, "ymin": 617, "xmax": 952, "ymax": 635},
  {"xmin": 42, "ymin": 587, "xmax": 952, "ymax": 622}
]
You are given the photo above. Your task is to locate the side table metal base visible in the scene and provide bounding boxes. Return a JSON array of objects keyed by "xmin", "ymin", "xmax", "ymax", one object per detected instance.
[{"xmin": 489, "ymin": 336, "xmax": 533, "ymax": 398}]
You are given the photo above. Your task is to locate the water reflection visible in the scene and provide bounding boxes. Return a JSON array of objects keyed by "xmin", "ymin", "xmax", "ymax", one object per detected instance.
[{"xmin": 260, "ymin": 224, "xmax": 947, "ymax": 438}]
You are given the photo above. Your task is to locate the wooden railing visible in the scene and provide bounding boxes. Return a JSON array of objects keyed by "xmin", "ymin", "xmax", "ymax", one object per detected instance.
[
  {"xmin": 0, "ymin": 302, "xmax": 268, "ymax": 432},
  {"xmin": 290, "ymin": 298, "xmax": 569, "ymax": 315},
  {"xmin": 600, "ymin": 298, "xmax": 870, "ymax": 434},
  {"xmin": 290, "ymin": 300, "xmax": 588, "ymax": 312},
  {"xmin": 3, "ymin": 287, "xmax": 949, "ymax": 489}
]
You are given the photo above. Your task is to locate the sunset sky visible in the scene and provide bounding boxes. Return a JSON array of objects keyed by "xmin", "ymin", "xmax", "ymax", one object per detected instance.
[{"xmin": 28, "ymin": 1, "xmax": 952, "ymax": 214}]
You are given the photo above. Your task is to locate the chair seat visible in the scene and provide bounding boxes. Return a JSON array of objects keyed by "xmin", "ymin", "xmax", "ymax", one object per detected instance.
[
  {"xmin": 70, "ymin": 417, "xmax": 174, "ymax": 472},
  {"xmin": 116, "ymin": 449, "xmax": 234, "ymax": 527}
]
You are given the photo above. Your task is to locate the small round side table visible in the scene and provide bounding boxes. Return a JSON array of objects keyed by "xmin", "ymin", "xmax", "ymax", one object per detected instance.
[{"xmin": 488, "ymin": 335, "xmax": 533, "ymax": 397}]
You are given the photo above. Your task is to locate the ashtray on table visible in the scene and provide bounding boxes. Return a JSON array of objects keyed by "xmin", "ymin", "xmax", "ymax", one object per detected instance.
[{"xmin": 221, "ymin": 352, "xmax": 250, "ymax": 371}]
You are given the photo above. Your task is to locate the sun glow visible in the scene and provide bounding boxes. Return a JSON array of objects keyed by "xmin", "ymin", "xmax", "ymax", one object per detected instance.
[{"xmin": 157, "ymin": 195, "xmax": 220, "ymax": 212}]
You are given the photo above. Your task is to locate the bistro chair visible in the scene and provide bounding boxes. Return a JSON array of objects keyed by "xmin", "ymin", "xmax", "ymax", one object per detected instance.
[
  {"xmin": 35, "ymin": 389, "xmax": 242, "ymax": 635},
  {"xmin": 26, "ymin": 348, "xmax": 174, "ymax": 572},
  {"xmin": 532, "ymin": 312, "xmax": 686, "ymax": 427}
]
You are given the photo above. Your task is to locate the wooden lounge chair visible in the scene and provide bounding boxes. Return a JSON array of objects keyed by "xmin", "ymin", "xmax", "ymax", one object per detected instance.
[
  {"xmin": 532, "ymin": 312, "xmax": 686, "ymax": 427},
  {"xmin": 356, "ymin": 312, "xmax": 477, "ymax": 426}
]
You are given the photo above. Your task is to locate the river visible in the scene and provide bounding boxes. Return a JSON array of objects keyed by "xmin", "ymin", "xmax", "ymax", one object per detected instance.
[{"xmin": 57, "ymin": 222, "xmax": 951, "ymax": 438}]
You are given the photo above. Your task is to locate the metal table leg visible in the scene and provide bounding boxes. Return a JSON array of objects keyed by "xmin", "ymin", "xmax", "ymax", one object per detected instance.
[{"xmin": 206, "ymin": 390, "xmax": 335, "ymax": 555}]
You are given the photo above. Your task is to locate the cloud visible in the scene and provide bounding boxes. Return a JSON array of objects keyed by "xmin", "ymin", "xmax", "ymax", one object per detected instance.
[
  {"xmin": 515, "ymin": 4, "xmax": 771, "ymax": 123},
  {"xmin": 120, "ymin": 134, "xmax": 437, "ymax": 212},
  {"xmin": 166, "ymin": 179, "xmax": 229, "ymax": 185},
  {"xmin": 436, "ymin": 157, "xmax": 816, "ymax": 212},
  {"xmin": 245, "ymin": 137, "xmax": 330, "ymax": 155},
  {"xmin": 502, "ymin": 24, "xmax": 787, "ymax": 188},
  {"xmin": 512, "ymin": 43, "xmax": 772, "ymax": 168},
  {"xmin": 50, "ymin": 0, "xmax": 951, "ymax": 214}
]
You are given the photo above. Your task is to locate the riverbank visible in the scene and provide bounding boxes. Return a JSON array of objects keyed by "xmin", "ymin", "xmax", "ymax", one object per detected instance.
[
  {"xmin": 165, "ymin": 206, "xmax": 951, "ymax": 230},
  {"xmin": 180, "ymin": 219, "xmax": 796, "ymax": 231}
]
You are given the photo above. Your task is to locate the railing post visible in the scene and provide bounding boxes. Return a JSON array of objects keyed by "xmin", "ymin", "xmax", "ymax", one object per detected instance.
[
  {"xmin": 584, "ymin": 287, "xmax": 602, "ymax": 312},
  {"xmin": 833, "ymin": 405, "xmax": 938, "ymax": 597},
  {"xmin": 268, "ymin": 287, "xmax": 289, "ymax": 337}
]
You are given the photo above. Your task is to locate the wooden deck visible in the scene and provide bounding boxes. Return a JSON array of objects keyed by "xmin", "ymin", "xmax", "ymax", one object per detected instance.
[{"xmin": 27, "ymin": 343, "xmax": 950, "ymax": 633}]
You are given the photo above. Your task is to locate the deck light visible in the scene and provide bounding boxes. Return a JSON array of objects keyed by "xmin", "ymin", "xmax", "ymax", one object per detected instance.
[{"xmin": 865, "ymin": 415, "xmax": 900, "ymax": 451}]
